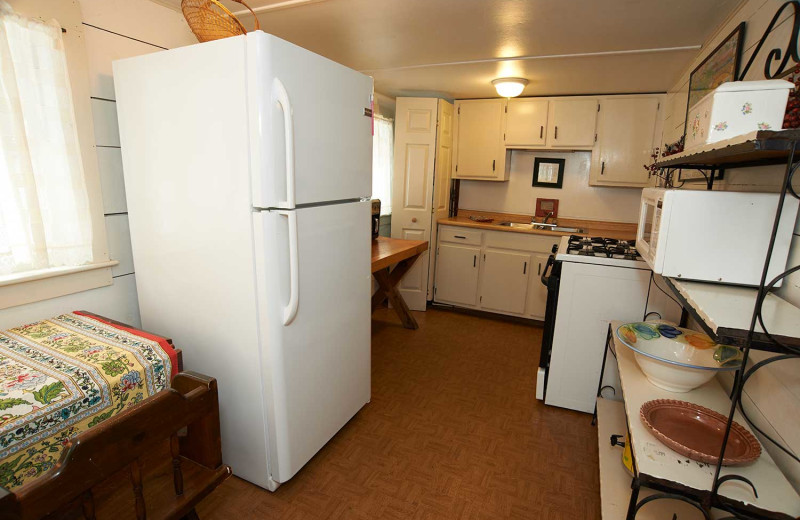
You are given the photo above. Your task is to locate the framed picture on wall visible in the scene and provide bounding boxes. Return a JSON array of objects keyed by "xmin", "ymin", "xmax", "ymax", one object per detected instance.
[
  {"xmin": 532, "ymin": 158, "xmax": 565, "ymax": 189},
  {"xmin": 683, "ymin": 22, "xmax": 745, "ymax": 138}
]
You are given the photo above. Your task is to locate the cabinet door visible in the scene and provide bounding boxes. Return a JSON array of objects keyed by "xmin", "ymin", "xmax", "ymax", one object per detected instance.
[
  {"xmin": 590, "ymin": 96, "xmax": 661, "ymax": 187},
  {"xmin": 435, "ymin": 243, "xmax": 481, "ymax": 306},
  {"xmin": 453, "ymin": 99, "xmax": 507, "ymax": 180},
  {"xmin": 546, "ymin": 98, "xmax": 598, "ymax": 148},
  {"xmin": 505, "ymin": 98, "xmax": 548, "ymax": 147},
  {"xmin": 526, "ymin": 253, "xmax": 550, "ymax": 319},
  {"xmin": 480, "ymin": 249, "xmax": 530, "ymax": 315}
]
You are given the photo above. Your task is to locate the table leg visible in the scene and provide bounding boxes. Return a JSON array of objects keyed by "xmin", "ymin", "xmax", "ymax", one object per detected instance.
[{"xmin": 372, "ymin": 256, "xmax": 421, "ymax": 329}]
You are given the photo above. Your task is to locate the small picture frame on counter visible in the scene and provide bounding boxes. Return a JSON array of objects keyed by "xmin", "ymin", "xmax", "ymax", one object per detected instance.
[{"xmin": 532, "ymin": 158, "xmax": 565, "ymax": 189}]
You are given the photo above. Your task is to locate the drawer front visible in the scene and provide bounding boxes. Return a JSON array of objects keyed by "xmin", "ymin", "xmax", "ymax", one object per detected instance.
[
  {"xmin": 439, "ymin": 226, "xmax": 482, "ymax": 245},
  {"xmin": 484, "ymin": 229, "xmax": 558, "ymax": 252}
]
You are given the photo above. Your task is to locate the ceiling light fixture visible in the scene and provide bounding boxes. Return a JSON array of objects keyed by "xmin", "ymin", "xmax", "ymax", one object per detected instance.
[{"xmin": 492, "ymin": 77, "xmax": 528, "ymax": 98}]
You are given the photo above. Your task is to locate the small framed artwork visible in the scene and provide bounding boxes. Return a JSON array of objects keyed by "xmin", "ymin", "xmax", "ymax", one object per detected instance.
[{"xmin": 532, "ymin": 158, "xmax": 565, "ymax": 189}]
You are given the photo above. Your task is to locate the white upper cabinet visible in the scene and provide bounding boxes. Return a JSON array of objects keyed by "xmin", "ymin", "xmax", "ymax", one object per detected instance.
[
  {"xmin": 589, "ymin": 95, "xmax": 664, "ymax": 187},
  {"xmin": 546, "ymin": 98, "xmax": 598, "ymax": 149},
  {"xmin": 505, "ymin": 98, "xmax": 549, "ymax": 147},
  {"xmin": 453, "ymin": 99, "xmax": 508, "ymax": 181}
]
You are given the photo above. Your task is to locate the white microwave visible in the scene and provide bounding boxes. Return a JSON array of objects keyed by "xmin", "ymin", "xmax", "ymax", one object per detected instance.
[{"xmin": 637, "ymin": 188, "xmax": 799, "ymax": 286}]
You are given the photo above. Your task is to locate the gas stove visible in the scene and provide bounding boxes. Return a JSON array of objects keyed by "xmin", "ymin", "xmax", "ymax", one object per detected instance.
[
  {"xmin": 555, "ymin": 235, "xmax": 646, "ymax": 268},
  {"xmin": 565, "ymin": 235, "xmax": 641, "ymax": 260}
]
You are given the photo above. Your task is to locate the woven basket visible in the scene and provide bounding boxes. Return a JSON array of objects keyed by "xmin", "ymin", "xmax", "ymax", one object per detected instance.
[{"xmin": 181, "ymin": 0, "xmax": 260, "ymax": 43}]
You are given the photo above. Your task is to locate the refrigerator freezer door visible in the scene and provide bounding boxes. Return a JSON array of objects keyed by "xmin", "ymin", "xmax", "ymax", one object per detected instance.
[
  {"xmin": 248, "ymin": 32, "xmax": 373, "ymax": 209},
  {"xmin": 253, "ymin": 200, "xmax": 371, "ymax": 483}
]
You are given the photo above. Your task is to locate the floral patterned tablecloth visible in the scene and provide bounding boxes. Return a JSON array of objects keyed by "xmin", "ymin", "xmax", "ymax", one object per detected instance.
[{"xmin": 0, "ymin": 312, "xmax": 176, "ymax": 489}]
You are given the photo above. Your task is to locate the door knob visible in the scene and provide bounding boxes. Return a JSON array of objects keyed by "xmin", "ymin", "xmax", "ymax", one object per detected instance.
[{"xmin": 411, "ymin": 217, "xmax": 417, "ymax": 223}]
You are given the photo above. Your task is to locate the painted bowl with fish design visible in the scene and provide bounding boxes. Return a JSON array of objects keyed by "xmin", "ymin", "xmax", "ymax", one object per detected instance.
[{"xmin": 616, "ymin": 322, "xmax": 742, "ymax": 392}]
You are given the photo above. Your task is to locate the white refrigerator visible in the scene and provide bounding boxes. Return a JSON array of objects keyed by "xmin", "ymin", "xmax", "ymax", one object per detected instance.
[{"xmin": 113, "ymin": 31, "xmax": 373, "ymax": 490}]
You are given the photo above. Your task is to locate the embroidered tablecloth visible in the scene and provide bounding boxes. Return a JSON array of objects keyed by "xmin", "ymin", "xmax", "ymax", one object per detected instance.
[{"xmin": 0, "ymin": 312, "xmax": 177, "ymax": 489}]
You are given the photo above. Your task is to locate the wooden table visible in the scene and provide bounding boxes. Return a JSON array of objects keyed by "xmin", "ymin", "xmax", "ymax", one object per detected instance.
[{"xmin": 371, "ymin": 236, "xmax": 428, "ymax": 329}]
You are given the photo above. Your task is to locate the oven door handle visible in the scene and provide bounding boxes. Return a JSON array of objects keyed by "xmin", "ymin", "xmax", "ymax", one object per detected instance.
[{"xmin": 541, "ymin": 254, "xmax": 555, "ymax": 286}]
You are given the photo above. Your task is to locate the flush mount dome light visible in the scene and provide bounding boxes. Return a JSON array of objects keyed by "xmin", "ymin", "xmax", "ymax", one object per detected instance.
[{"xmin": 492, "ymin": 77, "xmax": 528, "ymax": 97}]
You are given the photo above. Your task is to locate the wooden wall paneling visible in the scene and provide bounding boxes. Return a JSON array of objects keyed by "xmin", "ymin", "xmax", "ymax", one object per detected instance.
[
  {"xmin": 91, "ymin": 98, "xmax": 121, "ymax": 147},
  {"xmin": 0, "ymin": 274, "xmax": 141, "ymax": 330},
  {"xmin": 79, "ymin": 0, "xmax": 197, "ymax": 50},
  {"xmin": 84, "ymin": 24, "xmax": 161, "ymax": 100},
  {"xmin": 105, "ymin": 214, "xmax": 135, "ymax": 277},
  {"xmin": 96, "ymin": 147, "xmax": 127, "ymax": 214}
]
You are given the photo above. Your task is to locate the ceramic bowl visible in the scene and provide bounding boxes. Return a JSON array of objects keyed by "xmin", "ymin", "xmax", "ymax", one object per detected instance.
[{"xmin": 616, "ymin": 322, "xmax": 742, "ymax": 393}]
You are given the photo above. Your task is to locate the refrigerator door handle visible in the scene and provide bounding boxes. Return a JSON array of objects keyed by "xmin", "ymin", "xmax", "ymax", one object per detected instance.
[
  {"xmin": 277, "ymin": 209, "xmax": 300, "ymax": 325},
  {"xmin": 272, "ymin": 77, "xmax": 296, "ymax": 209}
]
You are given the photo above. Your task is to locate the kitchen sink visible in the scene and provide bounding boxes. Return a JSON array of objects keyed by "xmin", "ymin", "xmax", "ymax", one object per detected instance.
[
  {"xmin": 532, "ymin": 224, "xmax": 585, "ymax": 233},
  {"xmin": 497, "ymin": 222, "xmax": 534, "ymax": 229},
  {"xmin": 497, "ymin": 221, "xmax": 584, "ymax": 233},
  {"xmin": 551, "ymin": 226, "xmax": 584, "ymax": 233}
]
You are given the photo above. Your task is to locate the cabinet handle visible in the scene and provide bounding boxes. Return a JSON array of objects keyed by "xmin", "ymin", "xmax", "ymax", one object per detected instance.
[
  {"xmin": 554, "ymin": 126, "xmax": 558, "ymax": 139},
  {"xmin": 540, "ymin": 126, "xmax": 543, "ymax": 139},
  {"xmin": 492, "ymin": 159, "xmax": 496, "ymax": 171},
  {"xmin": 601, "ymin": 161, "xmax": 605, "ymax": 175},
  {"xmin": 454, "ymin": 235, "xmax": 466, "ymax": 239},
  {"xmin": 538, "ymin": 262, "xmax": 542, "ymax": 276},
  {"xmin": 473, "ymin": 255, "xmax": 477, "ymax": 267},
  {"xmin": 523, "ymin": 261, "xmax": 527, "ymax": 275}
]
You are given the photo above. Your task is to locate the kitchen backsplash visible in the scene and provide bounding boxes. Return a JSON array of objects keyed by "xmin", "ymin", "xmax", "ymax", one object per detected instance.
[{"xmin": 458, "ymin": 150, "xmax": 643, "ymax": 223}]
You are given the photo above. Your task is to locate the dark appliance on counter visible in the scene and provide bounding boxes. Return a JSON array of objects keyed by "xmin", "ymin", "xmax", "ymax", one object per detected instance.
[{"xmin": 371, "ymin": 199, "xmax": 381, "ymax": 240}]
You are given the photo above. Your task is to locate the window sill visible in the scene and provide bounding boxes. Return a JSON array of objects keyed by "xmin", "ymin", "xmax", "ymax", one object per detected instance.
[{"xmin": 0, "ymin": 260, "xmax": 119, "ymax": 310}]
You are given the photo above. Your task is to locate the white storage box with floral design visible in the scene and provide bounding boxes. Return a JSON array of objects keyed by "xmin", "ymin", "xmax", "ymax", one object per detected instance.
[{"xmin": 685, "ymin": 80, "xmax": 793, "ymax": 151}]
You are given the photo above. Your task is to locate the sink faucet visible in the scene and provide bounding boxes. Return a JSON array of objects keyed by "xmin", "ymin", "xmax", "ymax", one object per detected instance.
[{"xmin": 544, "ymin": 211, "xmax": 555, "ymax": 224}]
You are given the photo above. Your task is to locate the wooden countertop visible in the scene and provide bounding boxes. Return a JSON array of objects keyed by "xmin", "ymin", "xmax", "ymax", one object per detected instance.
[
  {"xmin": 371, "ymin": 236, "xmax": 428, "ymax": 272},
  {"xmin": 440, "ymin": 210, "xmax": 638, "ymax": 240}
]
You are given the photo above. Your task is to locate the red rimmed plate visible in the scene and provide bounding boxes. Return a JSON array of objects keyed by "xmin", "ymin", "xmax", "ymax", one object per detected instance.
[{"xmin": 640, "ymin": 399, "xmax": 761, "ymax": 466}]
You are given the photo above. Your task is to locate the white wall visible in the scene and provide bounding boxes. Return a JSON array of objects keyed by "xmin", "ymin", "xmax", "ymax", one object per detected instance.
[
  {"xmin": 662, "ymin": 0, "xmax": 800, "ymax": 493},
  {"xmin": 0, "ymin": 0, "xmax": 195, "ymax": 329},
  {"xmin": 458, "ymin": 150, "xmax": 643, "ymax": 222}
]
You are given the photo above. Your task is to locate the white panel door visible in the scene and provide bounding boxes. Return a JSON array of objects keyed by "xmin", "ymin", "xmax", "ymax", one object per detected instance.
[
  {"xmin": 435, "ymin": 243, "xmax": 480, "ymax": 306},
  {"xmin": 253, "ymin": 201, "xmax": 371, "ymax": 484},
  {"xmin": 248, "ymin": 32, "xmax": 373, "ymax": 208},
  {"xmin": 545, "ymin": 262, "xmax": 650, "ymax": 413},
  {"xmin": 428, "ymin": 99, "xmax": 454, "ymax": 300},
  {"xmin": 505, "ymin": 98, "xmax": 549, "ymax": 146},
  {"xmin": 391, "ymin": 98, "xmax": 439, "ymax": 311},
  {"xmin": 546, "ymin": 98, "xmax": 598, "ymax": 148},
  {"xmin": 480, "ymin": 249, "xmax": 530, "ymax": 314}
]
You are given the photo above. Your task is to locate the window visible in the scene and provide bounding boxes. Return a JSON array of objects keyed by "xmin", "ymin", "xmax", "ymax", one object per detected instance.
[
  {"xmin": 0, "ymin": 3, "xmax": 114, "ymax": 309},
  {"xmin": 0, "ymin": 5, "xmax": 94, "ymax": 276},
  {"xmin": 371, "ymin": 115, "xmax": 393, "ymax": 216}
]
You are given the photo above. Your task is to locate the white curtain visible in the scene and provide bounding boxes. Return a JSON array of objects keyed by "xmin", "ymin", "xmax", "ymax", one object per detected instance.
[
  {"xmin": 372, "ymin": 116, "xmax": 393, "ymax": 216},
  {"xmin": 0, "ymin": 2, "xmax": 93, "ymax": 276}
]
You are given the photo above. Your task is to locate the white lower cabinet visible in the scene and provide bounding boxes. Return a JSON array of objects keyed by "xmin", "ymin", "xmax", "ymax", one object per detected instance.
[
  {"xmin": 480, "ymin": 249, "xmax": 530, "ymax": 314},
  {"xmin": 434, "ymin": 226, "xmax": 556, "ymax": 319},
  {"xmin": 525, "ymin": 253, "xmax": 550, "ymax": 319},
  {"xmin": 434, "ymin": 243, "xmax": 481, "ymax": 306}
]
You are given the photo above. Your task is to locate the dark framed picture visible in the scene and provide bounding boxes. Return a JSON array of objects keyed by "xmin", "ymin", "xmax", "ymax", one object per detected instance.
[
  {"xmin": 683, "ymin": 22, "xmax": 745, "ymax": 138},
  {"xmin": 532, "ymin": 158, "xmax": 565, "ymax": 189}
]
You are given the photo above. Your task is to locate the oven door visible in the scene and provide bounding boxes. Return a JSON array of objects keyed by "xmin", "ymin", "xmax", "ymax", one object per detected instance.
[
  {"xmin": 538, "ymin": 245, "xmax": 561, "ymax": 370},
  {"xmin": 636, "ymin": 194, "xmax": 662, "ymax": 271}
]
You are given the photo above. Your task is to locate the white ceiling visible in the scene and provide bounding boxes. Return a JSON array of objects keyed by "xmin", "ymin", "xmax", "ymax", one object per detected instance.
[{"xmin": 160, "ymin": 0, "xmax": 743, "ymax": 99}]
